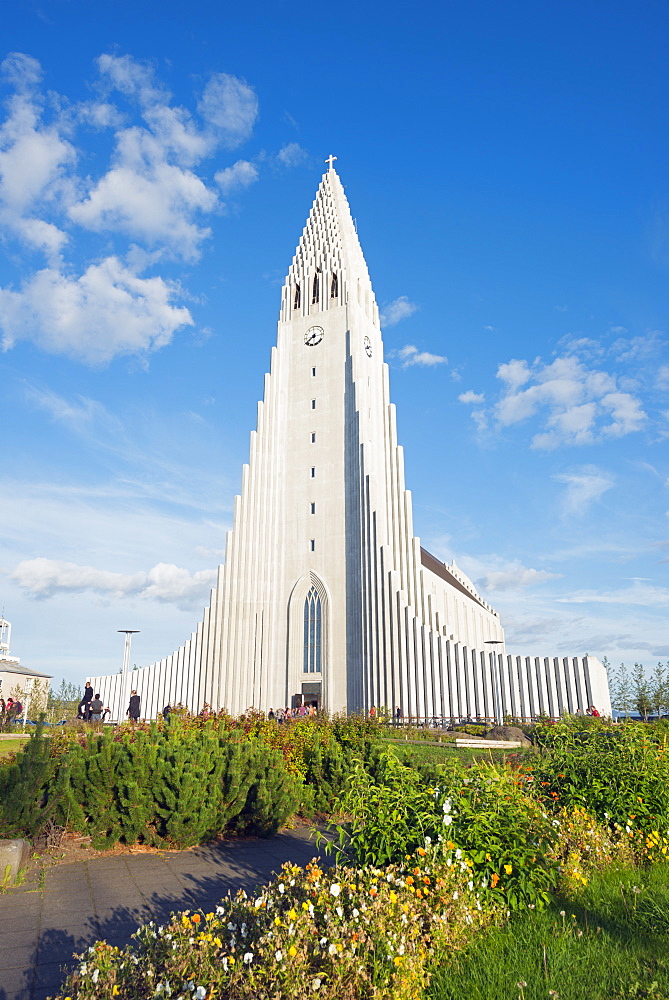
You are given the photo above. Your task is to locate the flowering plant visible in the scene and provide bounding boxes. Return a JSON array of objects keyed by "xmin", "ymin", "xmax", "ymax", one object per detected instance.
[{"xmin": 53, "ymin": 846, "xmax": 489, "ymax": 1000}]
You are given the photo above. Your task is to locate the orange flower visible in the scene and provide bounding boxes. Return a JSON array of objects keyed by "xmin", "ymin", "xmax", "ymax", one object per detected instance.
[
  {"xmin": 491, "ymin": 872, "xmax": 500, "ymax": 888},
  {"xmin": 191, "ymin": 914, "xmax": 201, "ymax": 924}
]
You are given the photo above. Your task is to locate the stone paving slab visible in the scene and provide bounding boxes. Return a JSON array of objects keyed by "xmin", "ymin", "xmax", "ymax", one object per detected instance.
[{"xmin": 0, "ymin": 825, "xmax": 327, "ymax": 1000}]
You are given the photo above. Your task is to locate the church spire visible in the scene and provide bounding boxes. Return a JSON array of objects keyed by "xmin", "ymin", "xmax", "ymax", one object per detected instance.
[{"xmin": 280, "ymin": 159, "xmax": 378, "ymax": 326}]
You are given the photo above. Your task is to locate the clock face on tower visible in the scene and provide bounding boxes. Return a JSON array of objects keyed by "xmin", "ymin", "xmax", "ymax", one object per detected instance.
[
  {"xmin": 304, "ymin": 325, "xmax": 324, "ymax": 347},
  {"xmin": 364, "ymin": 336, "xmax": 372, "ymax": 358}
]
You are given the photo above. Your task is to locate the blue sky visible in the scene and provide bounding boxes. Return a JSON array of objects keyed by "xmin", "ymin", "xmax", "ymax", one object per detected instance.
[{"xmin": 1, "ymin": 0, "xmax": 667, "ymax": 691}]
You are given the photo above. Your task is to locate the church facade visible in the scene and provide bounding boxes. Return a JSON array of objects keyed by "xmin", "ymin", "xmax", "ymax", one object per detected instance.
[{"xmin": 90, "ymin": 163, "xmax": 611, "ymax": 721}]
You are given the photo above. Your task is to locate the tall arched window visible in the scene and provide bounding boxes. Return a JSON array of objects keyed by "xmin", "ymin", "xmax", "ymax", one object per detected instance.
[
  {"xmin": 303, "ymin": 586, "xmax": 322, "ymax": 673},
  {"xmin": 312, "ymin": 271, "xmax": 320, "ymax": 304},
  {"xmin": 293, "ymin": 283, "xmax": 301, "ymax": 309},
  {"xmin": 330, "ymin": 272, "xmax": 338, "ymax": 298}
]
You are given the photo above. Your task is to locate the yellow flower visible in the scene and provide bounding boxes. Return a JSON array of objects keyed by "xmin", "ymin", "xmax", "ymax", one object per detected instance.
[
  {"xmin": 274, "ymin": 916, "xmax": 282, "ymax": 926},
  {"xmin": 394, "ymin": 956, "xmax": 402, "ymax": 966},
  {"xmin": 288, "ymin": 909, "xmax": 297, "ymax": 920},
  {"xmin": 504, "ymin": 864, "xmax": 512, "ymax": 875},
  {"xmin": 289, "ymin": 945, "xmax": 297, "ymax": 957},
  {"xmin": 302, "ymin": 901, "xmax": 310, "ymax": 911},
  {"xmin": 389, "ymin": 891, "xmax": 398, "ymax": 903},
  {"xmin": 112, "ymin": 989, "xmax": 120, "ymax": 997}
]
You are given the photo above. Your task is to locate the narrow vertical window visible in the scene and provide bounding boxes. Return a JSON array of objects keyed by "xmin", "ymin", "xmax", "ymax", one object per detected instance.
[
  {"xmin": 310, "ymin": 502, "xmax": 316, "ymax": 514},
  {"xmin": 303, "ymin": 586, "xmax": 322, "ymax": 673},
  {"xmin": 330, "ymin": 272, "xmax": 338, "ymax": 298},
  {"xmin": 310, "ymin": 467, "xmax": 315, "ymax": 477},
  {"xmin": 311, "ymin": 367, "xmax": 316, "ymax": 377},
  {"xmin": 293, "ymin": 283, "xmax": 301, "ymax": 309},
  {"xmin": 310, "ymin": 539, "xmax": 315, "ymax": 552},
  {"xmin": 312, "ymin": 271, "xmax": 320, "ymax": 304},
  {"xmin": 311, "ymin": 399, "xmax": 316, "ymax": 409},
  {"xmin": 311, "ymin": 432, "xmax": 316, "ymax": 443}
]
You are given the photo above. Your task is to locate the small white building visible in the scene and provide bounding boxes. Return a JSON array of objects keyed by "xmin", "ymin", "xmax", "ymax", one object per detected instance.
[
  {"xmin": 0, "ymin": 618, "xmax": 52, "ymax": 700},
  {"xmin": 89, "ymin": 163, "xmax": 611, "ymax": 721}
]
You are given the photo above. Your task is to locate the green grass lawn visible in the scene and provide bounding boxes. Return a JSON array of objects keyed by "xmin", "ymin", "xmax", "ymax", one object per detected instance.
[
  {"xmin": 384, "ymin": 739, "xmax": 517, "ymax": 768},
  {"xmin": 0, "ymin": 737, "xmax": 30, "ymax": 757},
  {"xmin": 429, "ymin": 862, "xmax": 669, "ymax": 1000}
]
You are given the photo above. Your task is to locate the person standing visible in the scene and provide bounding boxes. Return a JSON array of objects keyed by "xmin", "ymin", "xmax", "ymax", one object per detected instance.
[
  {"xmin": 127, "ymin": 690, "xmax": 141, "ymax": 723},
  {"xmin": 80, "ymin": 682, "xmax": 94, "ymax": 721}
]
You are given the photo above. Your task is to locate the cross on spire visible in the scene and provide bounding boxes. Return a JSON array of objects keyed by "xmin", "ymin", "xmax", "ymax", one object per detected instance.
[{"xmin": 325, "ymin": 154, "xmax": 337, "ymax": 171}]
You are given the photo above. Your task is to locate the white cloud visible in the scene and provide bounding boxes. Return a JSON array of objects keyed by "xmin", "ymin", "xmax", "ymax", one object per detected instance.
[
  {"xmin": 0, "ymin": 256, "xmax": 193, "ymax": 364},
  {"xmin": 0, "ymin": 58, "xmax": 76, "ymax": 258},
  {"xmin": 380, "ymin": 296, "xmax": 419, "ymax": 327},
  {"xmin": 215, "ymin": 159, "xmax": 259, "ymax": 193},
  {"xmin": 10, "ymin": 557, "xmax": 217, "ymax": 610},
  {"xmin": 657, "ymin": 365, "xmax": 669, "ymax": 390},
  {"xmin": 478, "ymin": 562, "xmax": 562, "ymax": 592},
  {"xmin": 393, "ymin": 344, "xmax": 447, "ymax": 368},
  {"xmin": 197, "ymin": 72, "xmax": 258, "ymax": 148},
  {"xmin": 553, "ymin": 465, "xmax": 615, "ymax": 516},
  {"xmin": 488, "ymin": 354, "xmax": 647, "ymax": 449},
  {"xmin": 276, "ymin": 142, "xmax": 308, "ymax": 168},
  {"xmin": 68, "ymin": 128, "xmax": 217, "ymax": 260},
  {"xmin": 557, "ymin": 581, "xmax": 669, "ymax": 608},
  {"xmin": 458, "ymin": 390, "xmax": 485, "ymax": 404}
]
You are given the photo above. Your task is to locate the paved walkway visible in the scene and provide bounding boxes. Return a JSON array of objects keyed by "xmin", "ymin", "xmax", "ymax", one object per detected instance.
[{"xmin": 0, "ymin": 827, "xmax": 327, "ymax": 1000}]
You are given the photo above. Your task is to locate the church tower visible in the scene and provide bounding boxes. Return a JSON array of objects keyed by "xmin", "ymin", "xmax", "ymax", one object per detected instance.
[
  {"xmin": 201, "ymin": 158, "xmax": 505, "ymax": 715},
  {"xmin": 91, "ymin": 161, "xmax": 611, "ymax": 722}
]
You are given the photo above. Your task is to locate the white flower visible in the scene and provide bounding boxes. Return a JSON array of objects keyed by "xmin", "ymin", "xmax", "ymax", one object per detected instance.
[
  {"xmin": 275, "ymin": 949, "xmax": 283, "ymax": 961},
  {"xmin": 254, "ymin": 898, "xmax": 263, "ymax": 909},
  {"xmin": 196, "ymin": 988, "xmax": 206, "ymax": 999},
  {"xmin": 442, "ymin": 798, "xmax": 452, "ymax": 813},
  {"xmin": 227, "ymin": 922, "xmax": 236, "ymax": 931},
  {"xmin": 279, "ymin": 884, "xmax": 285, "ymax": 893},
  {"xmin": 453, "ymin": 891, "xmax": 459, "ymax": 900},
  {"xmin": 216, "ymin": 906, "xmax": 225, "ymax": 915},
  {"xmin": 468, "ymin": 881, "xmax": 474, "ymax": 891},
  {"xmin": 455, "ymin": 849, "xmax": 462, "ymax": 859},
  {"xmin": 443, "ymin": 815, "xmax": 453, "ymax": 826},
  {"xmin": 320, "ymin": 937, "xmax": 328, "ymax": 946},
  {"xmin": 425, "ymin": 836, "xmax": 431, "ymax": 844},
  {"xmin": 352, "ymin": 908, "xmax": 360, "ymax": 918},
  {"xmin": 311, "ymin": 978, "xmax": 322, "ymax": 991},
  {"xmin": 336, "ymin": 906, "xmax": 343, "ymax": 918},
  {"xmin": 328, "ymin": 943, "xmax": 337, "ymax": 955},
  {"xmin": 243, "ymin": 952, "xmax": 254, "ymax": 964},
  {"xmin": 92, "ymin": 970, "xmax": 99, "ymax": 984},
  {"xmin": 330, "ymin": 883, "xmax": 341, "ymax": 897}
]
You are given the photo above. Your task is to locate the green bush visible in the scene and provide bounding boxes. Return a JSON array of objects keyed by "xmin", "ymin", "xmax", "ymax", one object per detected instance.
[
  {"xmin": 325, "ymin": 751, "xmax": 560, "ymax": 910},
  {"xmin": 528, "ymin": 723, "xmax": 669, "ymax": 852},
  {"xmin": 0, "ymin": 718, "xmax": 303, "ymax": 849},
  {"xmin": 0, "ymin": 720, "xmax": 59, "ymax": 838}
]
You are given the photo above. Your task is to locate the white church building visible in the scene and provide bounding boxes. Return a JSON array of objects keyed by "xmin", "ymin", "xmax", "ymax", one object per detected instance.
[{"xmin": 90, "ymin": 161, "xmax": 611, "ymax": 722}]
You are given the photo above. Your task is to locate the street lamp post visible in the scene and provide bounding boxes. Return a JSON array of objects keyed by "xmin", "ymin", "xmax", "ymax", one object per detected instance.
[
  {"xmin": 485, "ymin": 640, "xmax": 505, "ymax": 726},
  {"xmin": 22, "ymin": 676, "xmax": 35, "ymax": 733},
  {"xmin": 117, "ymin": 630, "xmax": 140, "ymax": 723}
]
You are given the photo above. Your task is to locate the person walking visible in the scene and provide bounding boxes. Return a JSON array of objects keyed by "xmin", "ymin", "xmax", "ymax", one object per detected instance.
[{"xmin": 127, "ymin": 690, "xmax": 141, "ymax": 723}]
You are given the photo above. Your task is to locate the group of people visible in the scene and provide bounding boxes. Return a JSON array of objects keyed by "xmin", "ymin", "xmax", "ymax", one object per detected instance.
[
  {"xmin": 267, "ymin": 703, "xmax": 318, "ymax": 722},
  {"xmin": 77, "ymin": 682, "xmax": 142, "ymax": 723},
  {"xmin": 0, "ymin": 697, "xmax": 23, "ymax": 727},
  {"xmin": 77, "ymin": 682, "xmax": 110, "ymax": 722}
]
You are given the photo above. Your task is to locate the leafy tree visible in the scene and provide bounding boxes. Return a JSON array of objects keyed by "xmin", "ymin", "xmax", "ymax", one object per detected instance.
[
  {"xmin": 649, "ymin": 661, "xmax": 669, "ymax": 719},
  {"xmin": 610, "ymin": 660, "xmax": 633, "ymax": 717},
  {"xmin": 632, "ymin": 662, "xmax": 652, "ymax": 721},
  {"xmin": 47, "ymin": 679, "xmax": 81, "ymax": 723}
]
